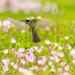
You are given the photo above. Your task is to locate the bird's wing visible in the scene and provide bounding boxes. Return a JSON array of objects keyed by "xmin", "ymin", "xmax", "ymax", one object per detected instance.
[
  {"xmin": 8, "ymin": 18, "xmax": 28, "ymax": 30},
  {"xmin": 36, "ymin": 18, "xmax": 52, "ymax": 30}
]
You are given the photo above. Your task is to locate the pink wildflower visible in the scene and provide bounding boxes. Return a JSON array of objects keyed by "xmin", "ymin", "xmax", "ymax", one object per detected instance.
[
  {"xmin": 2, "ymin": 59, "xmax": 9, "ymax": 66},
  {"xmin": 18, "ymin": 48, "xmax": 25, "ymax": 52},
  {"xmin": 60, "ymin": 61, "xmax": 66, "ymax": 67},
  {"xmin": 37, "ymin": 56, "xmax": 47, "ymax": 65},
  {"xmin": 59, "ymin": 72, "xmax": 70, "ymax": 75},
  {"xmin": 64, "ymin": 65, "xmax": 70, "ymax": 71},
  {"xmin": 20, "ymin": 59, "xmax": 27, "ymax": 65},
  {"xmin": 11, "ymin": 37, "xmax": 16, "ymax": 43},
  {"xmin": 26, "ymin": 51, "xmax": 36, "ymax": 62}
]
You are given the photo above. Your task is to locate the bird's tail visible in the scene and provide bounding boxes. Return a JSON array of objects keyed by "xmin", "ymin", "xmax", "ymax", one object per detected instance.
[{"xmin": 32, "ymin": 28, "xmax": 41, "ymax": 43}]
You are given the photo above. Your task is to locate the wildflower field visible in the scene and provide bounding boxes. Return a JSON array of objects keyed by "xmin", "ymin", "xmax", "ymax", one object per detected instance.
[{"xmin": 0, "ymin": 0, "xmax": 75, "ymax": 75}]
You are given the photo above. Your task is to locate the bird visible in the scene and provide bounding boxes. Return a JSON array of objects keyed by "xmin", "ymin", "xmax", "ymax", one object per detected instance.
[
  {"xmin": 8, "ymin": 16, "xmax": 51, "ymax": 43},
  {"xmin": 23, "ymin": 17, "xmax": 41, "ymax": 43}
]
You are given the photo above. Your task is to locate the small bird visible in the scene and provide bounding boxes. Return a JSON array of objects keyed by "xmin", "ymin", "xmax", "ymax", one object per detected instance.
[
  {"xmin": 8, "ymin": 17, "xmax": 51, "ymax": 43},
  {"xmin": 24, "ymin": 17, "xmax": 41, "ymax": 43}
]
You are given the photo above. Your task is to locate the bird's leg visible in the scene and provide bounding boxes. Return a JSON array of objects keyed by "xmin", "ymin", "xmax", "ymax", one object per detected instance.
[{"xmin": 31, "ymin": 27, "xmax": 41, "ymax": 43}]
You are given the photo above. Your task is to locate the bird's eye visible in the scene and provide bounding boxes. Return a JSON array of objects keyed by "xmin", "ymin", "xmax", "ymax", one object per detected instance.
[{"xmin": 25, "ymin": 18, "xmax": 30, "ymax": 23}]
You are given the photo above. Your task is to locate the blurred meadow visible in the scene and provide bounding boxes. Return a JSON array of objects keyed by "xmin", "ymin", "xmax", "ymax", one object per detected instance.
[{"xmin": 0, "ymin": 0, "xmax": 75, "ymax": 75}]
